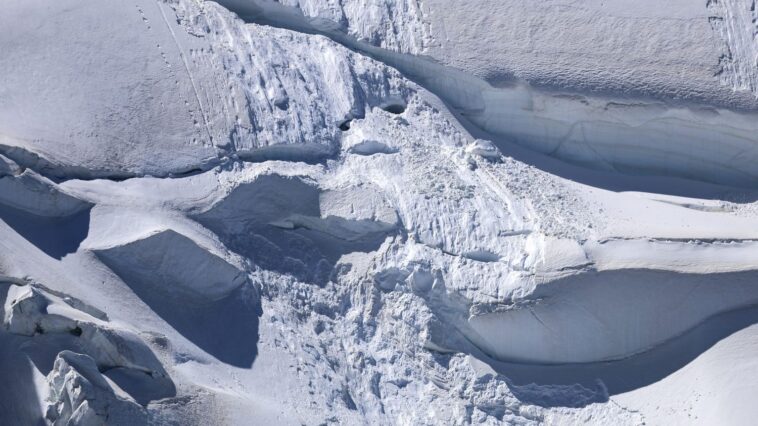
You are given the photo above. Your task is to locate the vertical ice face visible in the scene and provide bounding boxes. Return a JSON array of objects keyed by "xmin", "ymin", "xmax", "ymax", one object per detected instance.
[{"xmin": 274, "ymin": 0, "xmax": 433, "ymax": 53}]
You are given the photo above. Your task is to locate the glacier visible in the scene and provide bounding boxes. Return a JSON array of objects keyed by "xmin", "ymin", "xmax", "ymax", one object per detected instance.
[{"xmin": 1, "ymin": 0, "xmax": 758, "ymax": 425}]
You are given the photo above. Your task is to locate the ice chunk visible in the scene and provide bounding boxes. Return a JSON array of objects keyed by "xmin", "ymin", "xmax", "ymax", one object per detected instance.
[{"xmin": 45, "ymin": 351, "xmax": 147, "ymax": 425}]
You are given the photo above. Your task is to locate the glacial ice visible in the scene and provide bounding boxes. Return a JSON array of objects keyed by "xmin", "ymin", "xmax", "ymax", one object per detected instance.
[{"xmin": 1, "ymin": 0, "xmax": 758, "ymax": 424}]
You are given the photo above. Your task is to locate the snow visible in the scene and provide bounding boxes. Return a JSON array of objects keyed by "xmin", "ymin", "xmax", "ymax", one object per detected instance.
[
  {"xmin": 257, "ymin": 0, "xmax": 758, "ymax": 108},
  {"xmin": 613, "ymin": 315, "xmax": 758, "ymax": 425},
  {"xmin": 2, "ymin": 0, "xmax": 758, "ymax": 424},
  {"xmin": 0, "ymin": 0, "xmax": 409, "ymax": 179},
  {"xmin": 708, "ymin": 0, "xmax": 758, "ymax": 97},
  {"xmin": 220, "ymin": 0, "xmax": 758, "ymax": 187},
  {"xmin": 276, "ymin": 0, "xmax": 431, "ymax": 54}
]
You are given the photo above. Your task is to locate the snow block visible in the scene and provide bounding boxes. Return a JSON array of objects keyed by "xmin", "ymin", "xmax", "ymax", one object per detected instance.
[{"xmin": 94, "ymin": 229, "xmax": 247, "ymax": 302}]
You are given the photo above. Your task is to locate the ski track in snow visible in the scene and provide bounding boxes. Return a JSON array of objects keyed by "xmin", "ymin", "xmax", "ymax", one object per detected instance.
[
  {"xmin": 156, "ymin": 1, "xmax": 215, "ymax": 145},
  {"xmin": 709, "ymin": 0, "xmax": 758, "ymax": 96}
]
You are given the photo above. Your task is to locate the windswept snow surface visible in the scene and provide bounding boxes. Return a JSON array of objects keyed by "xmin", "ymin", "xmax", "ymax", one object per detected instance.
[{"xmin": 2, "ymin": 0, "xmax": 758, "ymax": 425}]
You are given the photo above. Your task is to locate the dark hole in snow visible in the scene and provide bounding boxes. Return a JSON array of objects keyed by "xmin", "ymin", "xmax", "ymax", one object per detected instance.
[
  {"xmin": 347, "ymin": 140, "xmax": 398, "ymax": 156},
  {"xmin": 462, "ymin": 250, "xmax": 500, "ymax": 263},
  {"xmin": 389, "ymin": 379, "xmax": 410, "ymax": 389},
  {"xmin": 69, "ymin": 326, "xmax": 82, "ymax": 337},
  {"xmin": 338, "ymin": 119, "xmax": 352, "ymax": 131},
  {"xmin": 34, "ymin": 324, "xmax": 44, "ymax": 335},
  {"xmin": 381, "ymin": 102, "xmax": 406, "ymax": 115},
  {"xmin": 342, "ymin": 387, "xmax": 357, "ymax": 410},
  {"xmin": 312, "ymin": 302, "xmax": 336, "ymax": 319},
  {"xmin": 313, "ymin": 321, "xmax": 325, "ymax": 335},
  {"xmin": 370, "ymin": 373, "xmax": 382, "ymax": 398},
  {"xmin": 274, "ymin": 97, "xmax": 289, "ymax": 110},
  {"xmin": 170, "ymin": 167, "xmax": 203, "ymax": 178}
]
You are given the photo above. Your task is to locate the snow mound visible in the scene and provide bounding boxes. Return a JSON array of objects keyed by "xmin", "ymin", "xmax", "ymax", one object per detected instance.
[
  {"xmin": 0, "ymin": 170, "xmax": 92, "ymax": 259},
  {"xmin": 1, "ymin": 281, "xmax": 171, "ymax": 381},
  {"xmin": 0, "ymin": 0, "xmax": 219, "ymax": 178},
  {"xmin": 465, "ymin": 139, "xmax": 501, "ymax": 160},
  {"xmin": 5, "ymin": 285, "xmax": 81, "ymax": 337}
]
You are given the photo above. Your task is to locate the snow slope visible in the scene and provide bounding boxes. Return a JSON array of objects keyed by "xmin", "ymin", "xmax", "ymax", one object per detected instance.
[
  {"xmin": 0, "ymin": 0, "xmax": 407, "ymax": 179},
  {"xmin": 1, "ymin": 0, "xmax": 758, "ymax": 425},
  {"xmin": 251, "ymin": 0, "xmax": 758, "ymax": 108},
  {"xmin": 217, "ymin": 0, "xmax": 758, "ymax": 188}
]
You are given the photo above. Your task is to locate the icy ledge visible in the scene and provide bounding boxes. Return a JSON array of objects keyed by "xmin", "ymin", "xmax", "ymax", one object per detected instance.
[{"xmin": 220, "ymin": 0, "xmax": 758, "ymax": 188}]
